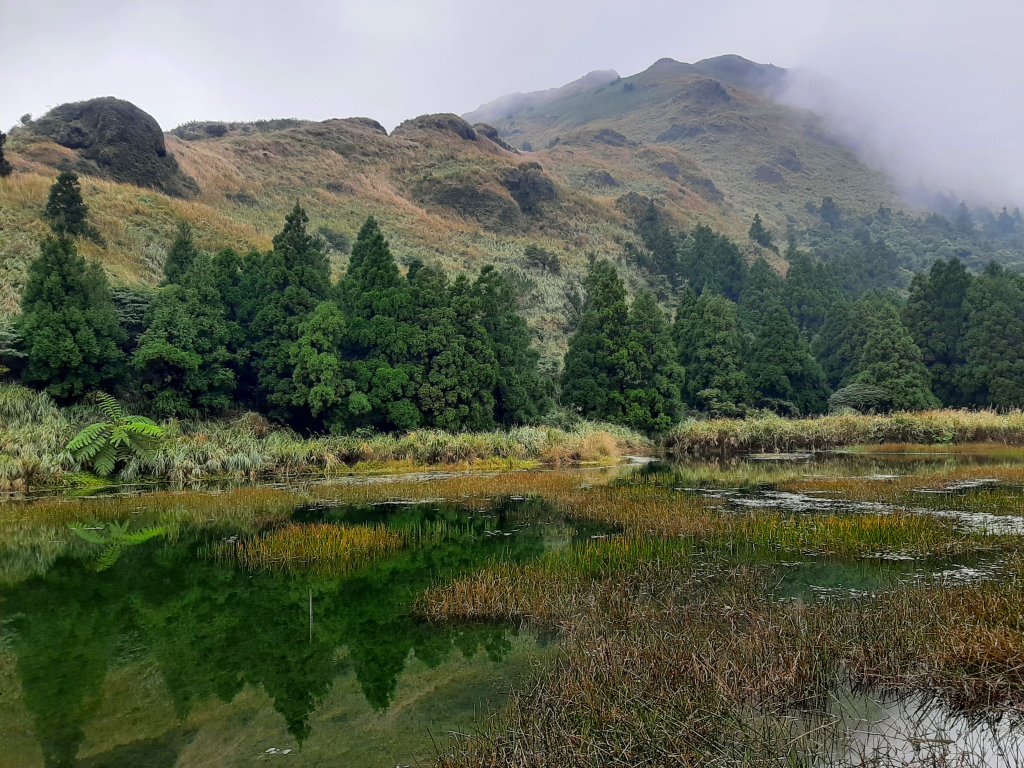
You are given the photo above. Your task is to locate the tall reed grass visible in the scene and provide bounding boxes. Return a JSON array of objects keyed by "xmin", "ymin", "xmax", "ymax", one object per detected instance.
[
  {"xmin": 0, "ymin": 383, "xmax": 650, "ymax": 490},
  {"xmin": 666, "ymin": 410, "xmax": 1024, "ymax": 457}
]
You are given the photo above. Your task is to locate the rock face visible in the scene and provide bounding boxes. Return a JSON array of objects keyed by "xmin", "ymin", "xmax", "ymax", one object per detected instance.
[{"xmin": 28, "ymin": 97, "xmax": 197, "ymax": 197}]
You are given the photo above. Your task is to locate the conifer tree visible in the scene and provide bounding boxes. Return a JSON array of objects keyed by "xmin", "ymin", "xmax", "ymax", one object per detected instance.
[
  {"xmin": 338, "ymin": 216, "xmax": 422, "ymax": 431},
  {"xmin": 747, "ymin": 300, "xmax": 829, "ymax": 415},
  {"xmin": 621, "ymin": 291, "xmax": 684, "ymax": 431},
  {"xmin": 679, "ymin": 226, "xmax": 747, "ymax": 301},
  {"xmin": 0, "ymin": 131, "xmax": 11, "ymax": 177},
  {"xmin": 960, "ymin": 264, "xmax": 1024, "ymax": 408},
  {"xmin": 133, "ymin": 256, "xmax": 237, "ymax": 417},
  {"xmin": 43, "ymin": 171, "xmax": 98, "ymax": 240},
  {"xmin": 163, "ymin": 222, "xmax": 200, "ymax": 285},
  {"xmin": 676, "ymin": 293, "xmax": 752, "ymax": 416},
  {"xmin": 244, "ymin": 203, "xmax": 331, "ymax": 424},
  {"xmin": 852, "ymin": 303, "xmax": 938, "ymax": 411},
  {"xmin": 561, "ymin": 261, "xmax": 630, "ymax": 421},
  {"xmin": 903, "ymin": 258, "xmax": 972, "ymax": 405},
  {"xmin": 414, "ymin": 272, "xmax": 498, "ymax": 431},
  {"xmin": 287, "ymin": 301, "xmax": 354, "ymax": 430},
  {"xmin": 748, "ymin": 213, "xmax": 774, "ymax": 249},
  {"xmin": 16, "ymin": 237, "xmax": 125, "ymax": 401},
  {"xmin": 473, "ymin": 266, "xmax": 548, "ymax": 424},
  {"xmin": 784, "ymin": 247, "xmax": 843, "ymax": 334},
  {"xmin": 740, "ymin": 258, "xmax": 784, "ymax": 326}
]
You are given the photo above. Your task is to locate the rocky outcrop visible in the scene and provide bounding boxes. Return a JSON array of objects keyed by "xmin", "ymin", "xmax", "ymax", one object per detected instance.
[{"xmin": 28, "ymin": 97, "xmax": 197, "ymax": 197}]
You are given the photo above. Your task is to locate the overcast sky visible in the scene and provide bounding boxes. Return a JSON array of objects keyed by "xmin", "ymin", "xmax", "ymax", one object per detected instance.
[{"xmin": 3, "ymin": 0, "xmax": 1022, "ymax": 203}]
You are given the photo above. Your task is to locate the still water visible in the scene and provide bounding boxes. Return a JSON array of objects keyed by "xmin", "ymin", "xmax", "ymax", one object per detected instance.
[{"xmin": 1, "ymin": 452, "xmax": 1022, "ymax": 766}]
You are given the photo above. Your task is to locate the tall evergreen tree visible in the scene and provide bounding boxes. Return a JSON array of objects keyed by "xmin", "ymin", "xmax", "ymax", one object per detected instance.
[
  {"xmin": 132, "ymin": 256, "xmax": 237, "ymax": 417},
  {"xmin": 747, "ymin": 300, "xmax": 829, "ymax": 415},
  {"xmin": 414, "ymin": 273, "xmax": 498, "ymax": 431},
  {"xmin": 676, "ymin": 293, "xmax": 752, "ymax": 416},
  {"xmin": 0, "ymin": 131, "xmax": 11, "ymax": 177},
  {"xmin": 740, "ymin": 258, "xmax": 784, "ymax": 326},
  {"xmin": 748, "ymin": 213, "xmax": 774, "ymax": 249},
  {"xmin": 473, "ymin": 266, "xmax": 548, "ymax": 424},
  {"xmin": 339, "ymin": 216, "xmax": 422, "ymax": 431},
  {"xmin": 636, "ymin": 202, "xmax": 680, "ymax": 284},
  {"xmin": 287, "ymin": 301, "xmax": 354, "ymax": 431},
  {"xmin": 903, "ymin": 258, "xmax": 972, "ymax": 406},
  {"xmin": 163, "ymin": 222, "xmax": 200, "ymax": 285},
  {"xmin": 679, "ymin": 226, "xmax": 748, "ymax": 301},
  {"xmin": 784, "ymin": 247, "xmax": 843, "ymax": 334},
  {"xmin": 960, "ymin": 264, "xmax": 1024, "ymax": 408},
  {"xmin": 43, "ymin": 171, "xmax": 97, "ymax": 240},
  {"xmin": 852, "ymin": 303, "xmax": 939, "ymax": 411},
  {"xmin": 243, "ymin": 203, "xmax": 331, "ymax": 425},
  {"xmin": 561, "ymin": 261, "xmax": 630, "ymax": 421},
  {"xmin": 620, "ymin": 291, "xmax": 684, "ymax": 431},
  {"xmin": 16, "ymin": 237, "xmax": 125, "ymax": 401}
]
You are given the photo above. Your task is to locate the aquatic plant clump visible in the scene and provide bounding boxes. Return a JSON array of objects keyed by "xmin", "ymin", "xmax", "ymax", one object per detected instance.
[
  {"xmin": 211, "ymin": 523, "xmax": 406, "ymax": 573},
  {"xmin": 666, "ymin": 409, "xmax": 1024, "ymax": 457}
]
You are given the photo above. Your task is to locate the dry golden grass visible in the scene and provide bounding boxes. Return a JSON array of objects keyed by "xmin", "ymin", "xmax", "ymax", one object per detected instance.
[
  {"xmin": 667, "ymin": 410, "xmax": 1024, "ymax": 457},
  {"xmin": 211, "ymin": 522, "xmax": 405, "ymax": 573}
]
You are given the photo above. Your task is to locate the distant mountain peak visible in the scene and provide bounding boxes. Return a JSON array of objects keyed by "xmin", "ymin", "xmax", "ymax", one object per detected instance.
[{"xmin": 464, "ymin": 69, "xmax": 620, "ymax": 125}]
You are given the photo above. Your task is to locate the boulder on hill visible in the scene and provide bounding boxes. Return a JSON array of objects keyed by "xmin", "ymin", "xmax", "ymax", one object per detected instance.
[{"xmin": 28, "ymin": 97, "xmax": 197, "ymax": 197}]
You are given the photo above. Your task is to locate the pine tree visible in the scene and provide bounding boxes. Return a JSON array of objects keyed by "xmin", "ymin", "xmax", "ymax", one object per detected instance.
[
  {"xmin": 43, "ymin": 171, "xmax": 98, "ymax": 240},
  {"xmin": 620, "ymin": 291, "xmax": 684, "ymax": 431},
  {"xmin": 338, "ymin": 216, "xmax": 422, "ymax": 431},
  {"xmin": 676, "ymin": 293, "xmax": 752, "ymax": 416},
  {"xmin": 16, "ymin": 237, "xmax": 126, "ymax": 401},
  {"xmin": 960, "ymin": 264, "xmax": 1024, "ymax": 408},
  {"xmin": 784, "ymin": 248, "xmax": 843, "ymax": 334},
  {"xmin": 812, "ymin": 301, "xmax": 869, "ymax": 389},
  {"xmin": 243, "ymin": 204, "xmax": 331, "ymax": 425},
  {"xmin": 132, "ymin": 256, "xmax": 237, "ymax": 417},
  {"xmin": 747, "ymin": 300, "xmax": 829, "ymax": 415},
  {"xmin": 852, "ymin": 303, "xmax": 938, "ymax": 411},
  {"xmin": 679, "ymin": 226, "xmax": 748, "ymax": 301},
  {"xmin": 473, "ymin": 266, "xmax": 548, "ymax": 424},
  {"xmin": 287, "ymin": 301, "xmax": 354, "ymax": 430},
  {"xmin": 415, "ymin": 273, "xmax": 498, "ymax": 431},
  {"xmin": 0, "ymin": 131, "xmax": 11, "ymax": 177},
  {"xmin": 740, "ymin": 258, "xmax": 784, "ymax": 326},
  {"xmin": 561, "ymin": 261, "xmax": 630, "ymax": 421},
  {"xmin": 636, "ymin": 202, "xmax": 680, "ymax": 284},
  {"xmin": 748, "ymin": 213, "xmax": 774, "ymax": 249},
  {"xmin": 819, "ymin": 196, "xmax": 842, "ymax": 228},
  {"xmin": 163, "ymin": 222, "xmax": 200, "ymax": 285},
  {"xmin": 903, "ymin": 258, "xmax": 972, "ymax": 406}
]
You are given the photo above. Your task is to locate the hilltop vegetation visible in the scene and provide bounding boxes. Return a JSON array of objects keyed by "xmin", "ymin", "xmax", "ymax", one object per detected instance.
[{"xmin": 4, "ymin": 55, "xmax": 1024, "ymax": 447}]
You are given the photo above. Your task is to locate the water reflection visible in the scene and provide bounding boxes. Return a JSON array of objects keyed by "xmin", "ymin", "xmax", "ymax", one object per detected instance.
[{"xmin": 0, "ymin": 497, "xmax": 572, "ymax": 767}]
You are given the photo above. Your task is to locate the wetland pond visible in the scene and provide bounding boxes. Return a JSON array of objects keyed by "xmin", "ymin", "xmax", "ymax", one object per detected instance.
[{"xmin": 1, "ymin": 449, "xmax": 1023, "ymax": 766}]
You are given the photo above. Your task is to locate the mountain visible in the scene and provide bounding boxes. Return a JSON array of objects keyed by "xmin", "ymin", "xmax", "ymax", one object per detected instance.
[{"xmin": 0, "ymin": 55, "xmax": 911, "ymax": 354}]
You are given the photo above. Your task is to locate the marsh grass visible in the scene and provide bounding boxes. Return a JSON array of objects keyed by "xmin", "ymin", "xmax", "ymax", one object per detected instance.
[
  {"xmin": 210, "ymin": 522, "xmax": 405, "ymax": 573},
  {"xmin": 667, "ymin": 410, "xmax": 1024, "ymax": 457},
  {"xmin": 0, "ymin": 384, "xmax": 650, "ymax": 491},
  {"xmin": 433, "ymin": 559, "xmax": 1024, "ymax": 767}
]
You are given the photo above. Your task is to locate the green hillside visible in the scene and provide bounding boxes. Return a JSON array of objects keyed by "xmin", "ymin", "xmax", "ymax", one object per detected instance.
[{"xmin": 2, "ymin": 54, "xmax": 1019, "ymax": 362}]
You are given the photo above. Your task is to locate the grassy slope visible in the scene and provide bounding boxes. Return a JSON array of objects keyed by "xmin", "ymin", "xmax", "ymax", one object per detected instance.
[
  {"xmin": 0, "ymin": 56, "xmax": 901, "ymax": 355},
  {"xmin": 480, "ymin": 58, "xmax": 900, "ymax": 243}
]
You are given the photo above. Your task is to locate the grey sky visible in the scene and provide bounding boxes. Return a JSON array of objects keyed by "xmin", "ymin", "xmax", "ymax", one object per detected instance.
[{"xmin": 2, "ymin": 0, "xmax": 1021, "ymax": 204}]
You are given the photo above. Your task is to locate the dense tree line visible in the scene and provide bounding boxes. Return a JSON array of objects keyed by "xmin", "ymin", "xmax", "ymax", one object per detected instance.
[
  {"xmin": 12, "ymin": 173, "xmax": 1024, "ymax": 436},
  {"xmin": 11, "ymin": 173, "xmax": 549, "ymax": 433},
  {"xmin": 564, "ymin": 203, "xmax": 1024, "ymax": 423}
]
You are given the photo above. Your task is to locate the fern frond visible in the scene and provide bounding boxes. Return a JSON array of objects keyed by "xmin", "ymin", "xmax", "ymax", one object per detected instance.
[
  {"xmin": 93, "ymin": 444, "xmax": 117, "ymax": 476},
  {"xmin": 69, "ymin": 523, "xmax": 107, "ymax": 545},
  {"xmin": 116, "ymin": 526, "xmax": 167, "ymax": 545},
  {"xmin": 94, "ymin": 544, "xmax": 124, "ymax": 572},
  {"xmin": 65, "ymin": 423, "xmax": 107, "ymax": 455},
  {"xmin": 95, "ymin": 391, "xmax": 124, "ymax": 422}
]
